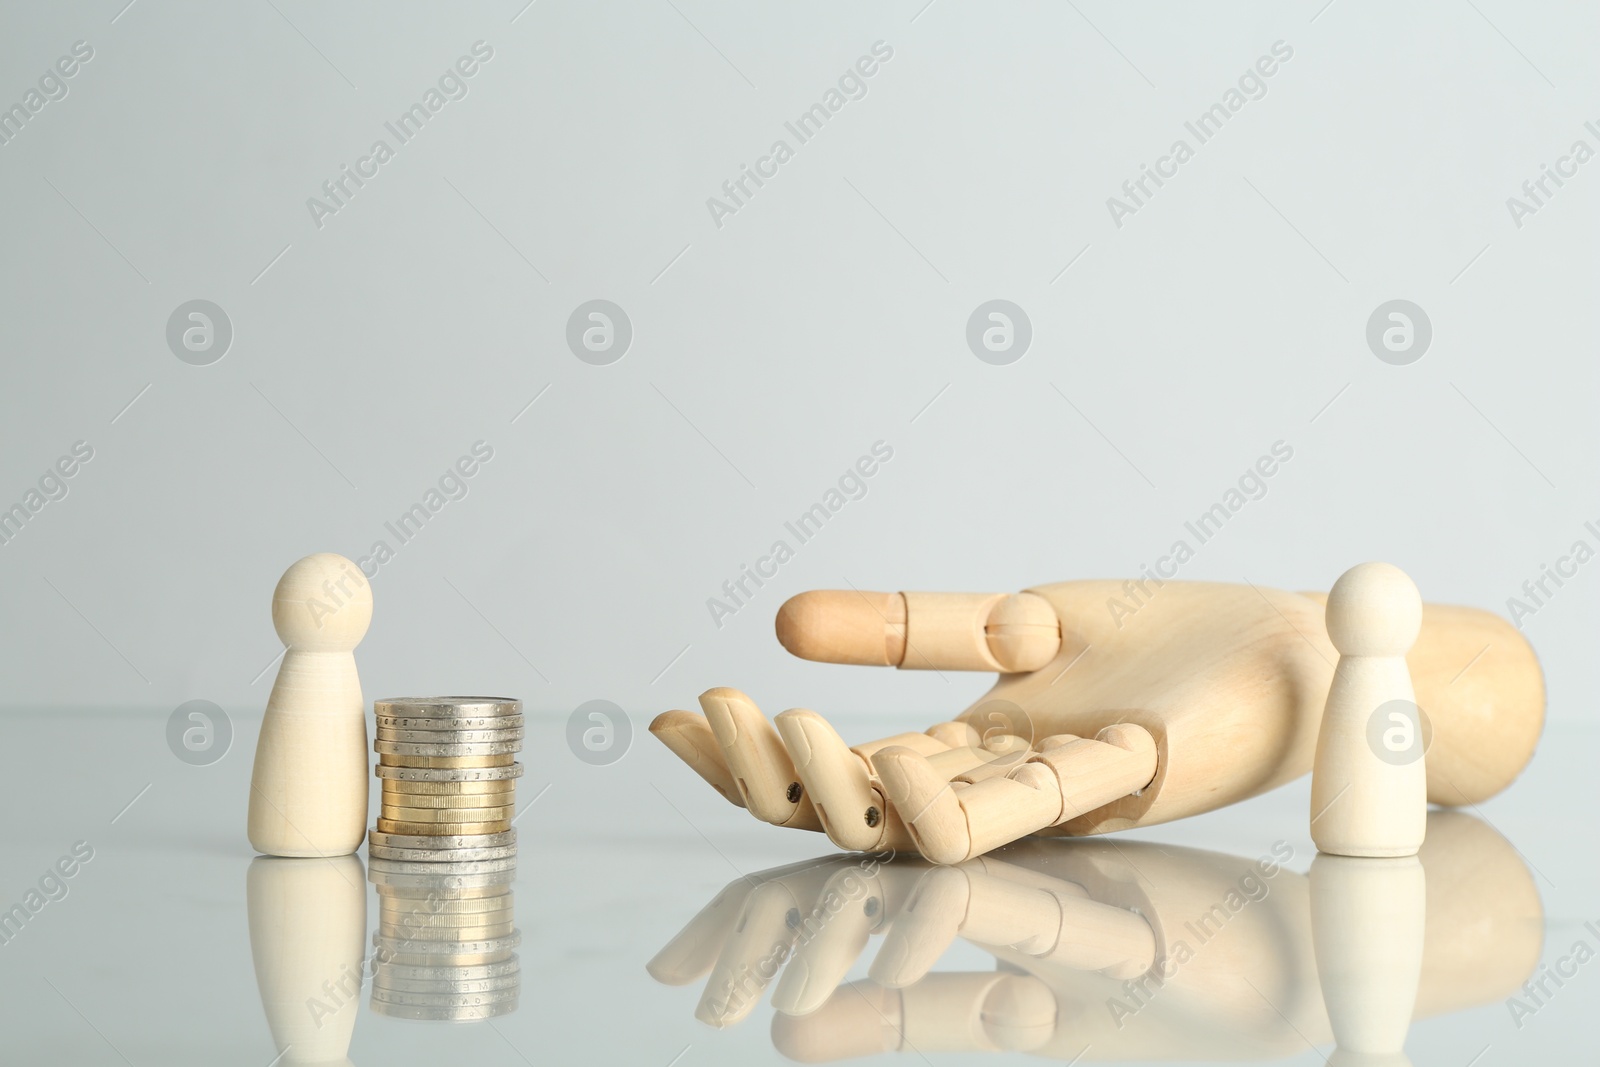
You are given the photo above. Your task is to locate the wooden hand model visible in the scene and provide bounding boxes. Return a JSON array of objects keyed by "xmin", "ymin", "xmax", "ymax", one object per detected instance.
[{"xmin": 652, "ymin": 579, "xmax": 1544, "ymax": 863}]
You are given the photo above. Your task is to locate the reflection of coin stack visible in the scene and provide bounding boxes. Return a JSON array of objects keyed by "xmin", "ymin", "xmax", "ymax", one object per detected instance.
[
  {"xmin": 368, "ymin": 858, "xmax": 520, "ymax": 1021},
  {"xmin": 369, "ymin": 697, "xmax": 523, "ymax": 863}
]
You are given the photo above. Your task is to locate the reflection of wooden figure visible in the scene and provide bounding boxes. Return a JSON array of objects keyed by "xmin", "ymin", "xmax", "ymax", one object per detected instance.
[
  {"xmin": 654, "ymin": 578, "xmax": 1543, "ymax": 863},
  {"xmin": 248, "ymin": 855, "xmax": 366, "ymax": 1067},
  {"xmin": 248, "ymin": 554, "xmax": 372, "ymax": 858},
  {"xmin": 650, "ymin": 813, "xmax": 1540, "ymax": 1061},
  {"xmin": 1311, "ymin": 854, "xmax": 1426, "ymax": 1067},
  {"xmin": 1311, "ymin": 563, "xmax": 1428, "ymax": 857}
]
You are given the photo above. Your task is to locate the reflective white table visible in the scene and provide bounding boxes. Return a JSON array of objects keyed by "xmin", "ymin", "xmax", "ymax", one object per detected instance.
[{"xmin": 0, "ymin": 709, "xmax": 1590, "ymax": 1064}]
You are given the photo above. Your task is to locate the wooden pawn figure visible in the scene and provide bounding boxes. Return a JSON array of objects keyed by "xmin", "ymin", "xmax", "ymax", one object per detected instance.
[
  {"xmin": 1311, "ymin": 562, "xmax": 1427, "ymax": 857},
  {"xmin": 248, "ymin": 553, "xmax": 372, "ymax": 857}
]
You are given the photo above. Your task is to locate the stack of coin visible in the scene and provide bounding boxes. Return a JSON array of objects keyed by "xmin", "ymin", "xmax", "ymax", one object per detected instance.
[
  {"xmin": 368, "ymin": 857, "xmax": 520, "ymax": 1021},
  {"xmin": 370, "ymin": 696, "xmax": 523, "ymax": 863}
]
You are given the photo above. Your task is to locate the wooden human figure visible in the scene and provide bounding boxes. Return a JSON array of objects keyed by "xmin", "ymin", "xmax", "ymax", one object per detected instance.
[
  {"xmin": 653, "ymin": 577, "xmax": 1542, "ymax": 864},
  {"xmin": 1311, "ymin": 563, "xmax": 1428, "ymax": 858},
  {"xmin": 247, "ymin": 855, "xmax": 366, "ymax": 1067},
  {"xmin": 248, "ymin": 553, "xmax": 372, "ymax": 858}
]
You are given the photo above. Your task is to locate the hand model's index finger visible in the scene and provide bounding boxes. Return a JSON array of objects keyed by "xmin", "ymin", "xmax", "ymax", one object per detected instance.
[
  {"xmin": 700, "ymin": 688, "xmax": 823, "ymax": 831},
  {"xmin": 649, "ymin": 710, "xmax": 743, "ymax": 809},
  {"xmin": 776, "ymin": 590, "xmax": 1062, "ymax": 673}
]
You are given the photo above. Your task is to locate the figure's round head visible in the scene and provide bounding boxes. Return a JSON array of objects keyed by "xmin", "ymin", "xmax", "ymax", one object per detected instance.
[
  {"xmin": 1325, "ymin": 561, "xmax": 1421, "ymax": 657},
  {"xmin": 272, "ymin": 553, "xmax": 372, "ymax": 651}
]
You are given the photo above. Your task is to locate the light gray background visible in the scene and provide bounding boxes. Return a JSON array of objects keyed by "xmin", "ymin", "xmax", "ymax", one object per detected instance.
[
  {"xmin": 0, "ymin": 1, "xmax": 1594, "ymax": 725},
  {"xmin": 2, "ymin": 3, "xmax": 1597, "ymax": 1063}
]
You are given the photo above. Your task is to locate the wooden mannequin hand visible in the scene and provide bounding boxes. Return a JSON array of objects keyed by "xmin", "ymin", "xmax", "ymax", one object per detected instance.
[{"xmin": 651, "ymin": 581, "xmax": 1543, "ymax": 863}]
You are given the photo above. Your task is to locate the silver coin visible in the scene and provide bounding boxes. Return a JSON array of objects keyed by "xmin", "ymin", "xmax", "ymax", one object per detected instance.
[
  {"xmin": 379, "ymin": 779, "xmax": 518, "ymax": 798},
  {"xmin": 368, "ymin": 843, "xmax": 519, "ymax": 863},
  {"xmin": 377, "ymin": 952, "xmax": 517, "ymax": 971},
  {"xmin": 362, "ymin": 856, "xmax": 518, "ymax": 877},
  {"xmin": 377, "ymin": 714, "xmax": 524, "ymax": 731},
  {"xmin": 374, "ymin": 696, "xmax": 521, "ymax": 718},
  {"xmin": 375, "ymin": 763, "xmax": 524, "ymax": 782},
  {"xmin": 368, "ymin": 844, "xmax": 518, "ymax": 863},
  {"xmin": 374, "ymin": 973, "xmax": 521, "ymax": 995},
  {"xmin": 371, "ymin": 944, "xmax": 520, "ymax": 966},
  {"xmin": 370, "ymin": 998, "xmax": 517, "ymax": 1021},
  {"xmin": 380, "ymin": 905, "xmax": 510, "ymax": 927},
  {"xmin": 374, "ymin": 956, "xmax": 520, "ymax": 982},
  {"xmin": 371, "ymin": 985, "xmax": 520, "ymax": 1008},
  {"xmin": 372, "ymin": 930, "xmax": 522, "ymax": 957},
  {"xmin": 373, "ymin": 976, "xmax": 521, "ymax": 997},
  {"xmin": 375, "ymin": 739, "xmax": 523, "ymax": 757},
  {"xmin": 377, "ymin": 726, "xmax": 525, "ymax": 745},
  {"xmin": 370, "ymin": 829, "xmax": 516, "ymax": 851},
  {"xmin": 370, "ymin": 981, "xmax": 521, "ymax": 1004}
]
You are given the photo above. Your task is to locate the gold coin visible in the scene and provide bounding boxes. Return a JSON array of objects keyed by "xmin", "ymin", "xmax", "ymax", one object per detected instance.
[
  {"xmin": 379, "ymin": 920, "xmax": 516, "ymax": 942},
  {"xmin": 380, "ymin": 798, "xmax": 515, "ymax": 816},
  {"xmin": 379, "ymin": 753, "xmax": 515, "ymax": 769},
  {"xmin": 380, "ymin": 789, "xmax": 518, "ymax": 809},
  {"xmin": 382, "ymin": 805, "xmax": 515, "ymax": 823},
  {"xmin": 380, "ymin": 911, "xmax": 515, "ymax": 933},
  {"xmin": 380, "ymin": 908, "xmax": 515, "ymax": 931},
  {"xmin": 381, "ymin": 800, "xmax": 515, "ymax": 817},
  {"xmin": 374, "ymin": 895, "xmax": 499, "ymax": 915},
  {"xmin": 376, "ymin": 818, "xmax": 513, "ymax": 836},
  {"xmin": 380, "ymin": 778, "xmax": 516, "ymax": 797},
  {"xmin": 380, "ymin": 895, "xmax": 513, "ymax": 917},
  {"xmin": 402, "ymin": 929, "xmax": 510, "ymax": 947},
  {"xmin": 379, "ymin": 906, "xmax": 515, "ymax": 931}
]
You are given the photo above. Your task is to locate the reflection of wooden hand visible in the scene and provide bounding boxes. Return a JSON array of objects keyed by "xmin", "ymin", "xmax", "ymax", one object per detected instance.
[
  {"xmin": 645, "ymin": 813, "xmax": 1539, "ymax": 1061},
  {"xmin": 652, "ymin": 581, "xmax": 1543, "ymax": 862}
]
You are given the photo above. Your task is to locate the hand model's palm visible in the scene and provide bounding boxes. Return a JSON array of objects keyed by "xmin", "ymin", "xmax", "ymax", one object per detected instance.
[{"xmin": 652, "ymin": 580, "xmax": 1542, "ymax": 863}]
